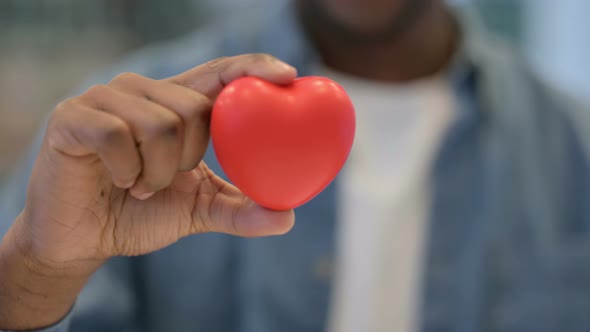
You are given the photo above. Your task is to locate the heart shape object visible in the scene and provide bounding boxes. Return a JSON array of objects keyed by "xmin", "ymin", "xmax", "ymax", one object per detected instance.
[{"xmin": 211, "ymin": 76, "xmax": 355, "ymax": 210}]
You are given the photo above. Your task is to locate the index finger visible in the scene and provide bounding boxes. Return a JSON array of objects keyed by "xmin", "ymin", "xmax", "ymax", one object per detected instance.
[{"xmin": 166, "ymin": 53, "xmax": 298, "ymax": 97}]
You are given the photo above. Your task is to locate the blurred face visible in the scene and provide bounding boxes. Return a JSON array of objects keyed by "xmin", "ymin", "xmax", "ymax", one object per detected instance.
[{"xmin": 300, "ymin": 0, "xmax": 435, "ymax": 42}]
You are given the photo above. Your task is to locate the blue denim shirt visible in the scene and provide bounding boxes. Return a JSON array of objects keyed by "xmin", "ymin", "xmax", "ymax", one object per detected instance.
[{"xmin": 1, "ymin": 3, "xmax": 589, "ymax": 332}]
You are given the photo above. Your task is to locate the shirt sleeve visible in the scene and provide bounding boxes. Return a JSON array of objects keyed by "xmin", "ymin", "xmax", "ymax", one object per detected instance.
[{"xmin": 0, "ymin": 309, "xmax": 73, "ymax": 332}]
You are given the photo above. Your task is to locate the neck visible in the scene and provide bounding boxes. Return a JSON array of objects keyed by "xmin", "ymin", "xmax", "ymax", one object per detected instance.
[{"xmin": 300, "ymin": 2, "xmax": 459, "ymax": 82}]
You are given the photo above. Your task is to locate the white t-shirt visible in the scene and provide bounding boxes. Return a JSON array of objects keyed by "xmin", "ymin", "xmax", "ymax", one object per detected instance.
[{"xmin": 321, "ymin": 68, "xmax": 456, "ymax": 332}]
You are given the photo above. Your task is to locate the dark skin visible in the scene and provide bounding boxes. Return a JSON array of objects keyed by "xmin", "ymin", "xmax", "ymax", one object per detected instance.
[
  {"xmin": 0, "ymin": 1, "xmax": 459, "ymax": 330},
  {"xmin": 299, "ymin": 0, "xmax": 459, "ymax": 81}
]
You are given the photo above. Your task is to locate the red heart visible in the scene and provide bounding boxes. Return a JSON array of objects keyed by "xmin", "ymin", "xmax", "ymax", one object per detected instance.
[{"xmin": 211, "ymin": 76, "xmax": 355, "ymax": 210}]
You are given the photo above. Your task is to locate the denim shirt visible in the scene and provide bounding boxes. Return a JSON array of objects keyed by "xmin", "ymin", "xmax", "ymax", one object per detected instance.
[{"xmin": 1, "ymin": 3, "xmax": 589, "ymax": 332}]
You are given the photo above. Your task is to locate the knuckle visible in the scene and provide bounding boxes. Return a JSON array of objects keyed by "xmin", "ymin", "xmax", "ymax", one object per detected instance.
[
  {"xmin": 182, "ymin": 93, "xmax": 212, "ymax": 120},
  {"xmin": 54, "ymin": 98, "xmax": 75, "ymax": 113},
  {"xmin": 111, "ymin": 72, "xmax": 140, "ymax": 84},
  {"xmin": 85, "ymin": 84, "xmax": 110, "ymax": 99},
  {"xmin": 146, "ymin": 114, "xmax": 182, "ymax": 139},
  {"xmin": 250, "ymin": 53, "xmax": 276, "ymax": 64},
  {"xmin": 98, "ymin": 119, "xmax": 129, "ymax": 146},
  {"xmin": 206, "ymin": 56, "xmax": 228, "ymax": 69},
  {"xmin": 50, "ymin": 98, "xmax": 82, "ymax": 126}
]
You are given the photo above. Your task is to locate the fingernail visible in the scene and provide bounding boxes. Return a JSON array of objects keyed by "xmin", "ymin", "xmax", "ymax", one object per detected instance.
[
  {"xmin": 279, "ymin": 62, "xmax": 295, "ymax": 71},
  {"xmin": 134, "ymin": 191, "xmax": 155, "ymax": 200}
]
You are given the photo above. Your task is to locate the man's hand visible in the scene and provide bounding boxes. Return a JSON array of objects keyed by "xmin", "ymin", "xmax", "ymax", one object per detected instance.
[{"xmin": 0, "ymin": 54, "xmax": 297, "ymax": 330}]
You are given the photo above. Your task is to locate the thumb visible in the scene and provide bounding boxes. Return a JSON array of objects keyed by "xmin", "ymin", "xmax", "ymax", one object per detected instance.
[
  {"xmin": 210, "ymin": 197, "xmax": 295, "ymax": 237},
  {"xmin": 166, "ymin": 53, "xmax": 297, "ymax": 98},
  {"xmin": 190, "ymin": 164, "xmax": 295, "ymax": 237}
]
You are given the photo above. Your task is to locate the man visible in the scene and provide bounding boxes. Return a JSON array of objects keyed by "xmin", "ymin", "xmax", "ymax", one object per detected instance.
[{"xmin": 0, "ymin": 0, "xmax": 589, "ymax": 331}]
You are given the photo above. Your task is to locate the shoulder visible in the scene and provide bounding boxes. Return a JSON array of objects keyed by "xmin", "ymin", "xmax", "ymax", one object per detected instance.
[
  {"xmin": 457, "ymin": 5, "xmax": 590, "ymax": 160},
  {"xmin": 529, "ymin": 79, "xmax": 590, "ymax": 162}
]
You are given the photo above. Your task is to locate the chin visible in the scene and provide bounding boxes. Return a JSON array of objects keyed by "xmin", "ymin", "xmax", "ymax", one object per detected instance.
[
  {"xmin": 318, "ymin": 0, "xmax": 407, "ymax": 32},
  {"xmin": 300, "ymin": 0, "xmax": 435, "ymax": 42}
]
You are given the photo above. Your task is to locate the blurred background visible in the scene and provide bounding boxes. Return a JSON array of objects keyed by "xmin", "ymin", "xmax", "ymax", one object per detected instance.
[{"xmin": 0, "ymin": 0, "xmax": 588, "ymax": 178}]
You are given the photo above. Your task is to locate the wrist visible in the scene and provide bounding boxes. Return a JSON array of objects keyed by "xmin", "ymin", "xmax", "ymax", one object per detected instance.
[
  {"xmin": 11, "ymin": 211, "xmax": 105, "ymax": 277},
  {"xmin": 0, "ymin": 215, "xmax": 99, "ymax": 330}
]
